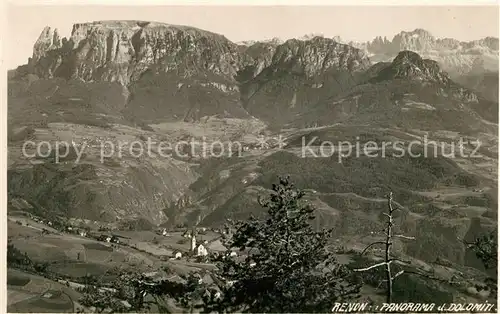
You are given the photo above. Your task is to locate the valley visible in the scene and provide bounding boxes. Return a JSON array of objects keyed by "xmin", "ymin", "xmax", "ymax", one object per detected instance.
[{"xmin": 7, "ymin": 17, "xmax": 498, "ymax": 312}]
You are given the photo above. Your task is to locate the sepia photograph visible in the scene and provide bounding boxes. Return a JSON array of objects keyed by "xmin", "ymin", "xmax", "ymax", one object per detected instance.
[{"xmin": 5, "ymin": 2, "xmax": 499, "ymax": 313}]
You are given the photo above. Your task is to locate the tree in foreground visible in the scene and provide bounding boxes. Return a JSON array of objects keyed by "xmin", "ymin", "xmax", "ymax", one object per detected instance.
[
  {"xmin": 465, "ymin": 230, "xmax": 498, "ymax": 296},
  {"xmin": 78, "ymin": 269, "xmax": 208, "ymax": 313},
  {"xmin": 353, "ymin": 193, "xmax": 463, "ymax": 304},
  {"xmin": 353, "ymin": 192, "xmax": 416, "ymax": 303},
  {"xmin": 77, "ymin": 177, "xmax": 361, "ymax": 313},
  {"xmin": 205, "ymin": 176, "xmax": 361, "ymax": 313}
]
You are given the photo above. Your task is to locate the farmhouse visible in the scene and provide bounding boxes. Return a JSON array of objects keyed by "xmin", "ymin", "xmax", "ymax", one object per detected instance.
[
  {"xmin": 97, "ymin": 234, "xmax": 118, "ymax": 243},
  {"xmin": 110, "ymin": 235, "xmax": 120, "ymax": 244},
  {"xmin": 97, "ymin": 235, "xmax": 109, "ymax": 242}
]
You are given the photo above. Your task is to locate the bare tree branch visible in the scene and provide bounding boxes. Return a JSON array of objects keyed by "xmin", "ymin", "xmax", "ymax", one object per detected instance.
[
  {"xmin": 353, "ymin": 261, "xmax": 389, "ymax": 272},
  {"xmin": 393, "ymin": 235, "xmax": 415, "ymax": 240},
  {"xmin": 392, "ymin": 270, "xmax": 405, "ymax": 280},
  {"xmin": 353, "ymin": 192, "xmax": 470, "ymax": 305},
  {"xmin": 353, "ymin": 192, "xmax": 418, "ymax": 303}
]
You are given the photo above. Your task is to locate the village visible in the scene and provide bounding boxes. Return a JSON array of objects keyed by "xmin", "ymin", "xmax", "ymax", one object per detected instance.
[
  {"xmin": 10, "ymin": 211, "xmax": 241, "ymax": 264},
  {"xmin": 8, "ymin": 209, "xmax": 252, "ymax": 312}
]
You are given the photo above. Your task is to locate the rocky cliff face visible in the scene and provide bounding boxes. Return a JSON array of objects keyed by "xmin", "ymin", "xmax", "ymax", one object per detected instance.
[
  {"xmin": 29, "ymin": 21, "xmax": 373, "ymax": 87},
  {"xmin": 30, "ymin": 25, "xmax": 498, "ymax": 86},
  {"xmin": 271, "ymin": 37, "xmax": 370, "ymax": 75},
  {"xmin": 25, "ymin": 22, "xmax": 373, "ymax": 125},
  {"xmin": 32, "ymin": 27, "xmax": 63, "ymax": 61},
  {"xmin": 238, "ymin": 36, "xmax": 372, "ymax": 127},
  {"xmin": 297, "ymin": 29, "xmax": 498, "ymax": 77},
  {"xmin": 30, "ymin": 21, "xmax": 252, "ymax": 86},
  {"xmin": 21, "ymin": 23, "xmax": 496, "ymax": 128},
  {"xmin": 239, "ymin": 41, "xmax": 279, "ymax": 79}
]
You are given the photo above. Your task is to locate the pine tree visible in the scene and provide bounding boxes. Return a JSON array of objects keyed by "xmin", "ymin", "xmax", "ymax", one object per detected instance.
[
  {"xmin": 206, "ymin": 176, "xmax": 361, "ymax": 313},
  {"xmin": 466, "ymin": 230, "xmax": 498, "ymax": 296}
]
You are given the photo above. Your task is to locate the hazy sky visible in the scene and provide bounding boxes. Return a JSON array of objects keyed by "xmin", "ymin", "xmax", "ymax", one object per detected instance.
[{"xmin": 5, "ymin": 4, "xmax": 499, "ymax": 69}]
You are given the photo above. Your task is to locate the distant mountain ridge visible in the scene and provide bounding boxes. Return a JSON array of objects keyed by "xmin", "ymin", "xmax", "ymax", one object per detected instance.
[
  {"xmin": 239, "ymin": 28, "xmax": 499, "ymax": 77},
  {"xmin": 20, "ymin": 24, "xmax": 498, "ymax": 118},
  {"xmin": 26, "ymin": 21, "xmax": 375, "ymax": 83},
  {"xmin": 10, "ymin": 21, "xmax": 497, "ymax": 129}
]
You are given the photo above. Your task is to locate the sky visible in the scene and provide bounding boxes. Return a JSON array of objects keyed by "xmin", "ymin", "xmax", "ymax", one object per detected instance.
[{"xmin": 5, "ymin": 4, "xmax": 499, "ymax": 69}]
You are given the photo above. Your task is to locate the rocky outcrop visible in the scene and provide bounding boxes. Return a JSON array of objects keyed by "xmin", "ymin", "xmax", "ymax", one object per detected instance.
[
  {"xmin": 28, "ymin": 22, "xmax": 497, "ymax": 89},
  {"xmin": 391, "ymin": 29, "xmax": 436, "ymax": 52},
  {"xmin": 32, "ymin": 27, "xmax": 62, "ymax": 61},
  {"xmin": 239, "ymin": 36, "xmax": 372, "ymax": 127},
  {"xmin": 270, "ymin": 37, "xmax": 371, "ymax": 75},
  {"xmin": 237, "ymin": 37, "xmax": 283, "ymax": 47},
  {"xmin": 20, "ymin": 22, "xmax": 493, "ymax": 128},
  {"xmin": 175, "ymin": 194, "xmax": 192, "ymax": 209},
  {"xmin": 238, "ymin": 41, "xmax": 280, "ymax": 80},
  {"xmin": 368, "ymin": 51, "xmax": 481, "ymax": 105},
  {"xmin": 373, "ymin": 50, "xmax": 451, "ymax": 84},
  {"xmin": 296, "ymin": 29, "xmax": 498, "ymax": 77},
  {"xmin": 30, "ymin": 21, "xmax": 253, "ymax": 85},
  {"xmin": 25, "ymin": 22, "xmax": 374, "ymax": 126},
  {"xmin": 29, "ymin": 21, "xmax": 374, "ymax": 88},
  {"xmin": 237, "ymin": 36, "xmax": 370, "ymax": 82}
]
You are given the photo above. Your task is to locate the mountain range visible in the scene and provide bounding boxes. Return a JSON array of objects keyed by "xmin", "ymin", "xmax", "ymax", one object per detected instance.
[
  {"xmin": 7, "ymin": 21, "xmax": 498, "ymax": 276},
  {"xmin": 241, "ymin": 28, "xmax": 499, "ymax": 79}
]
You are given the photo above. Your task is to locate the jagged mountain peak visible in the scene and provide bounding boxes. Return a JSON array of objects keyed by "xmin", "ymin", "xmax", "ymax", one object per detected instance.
[
  {"xmin": 473, "ymin": 36, "xmax": 499, "ymax": 50},
  {"xmin": 29, "ymin": 21, "xmax": 249, "ymax": 85},
  {"xmin": 361, "ymin": 28, "xmax": 498, "ymax": 75},
  {"xmin": 270, "ymin": 36, "xmax": 371, "ymax": 75},
  {"xmin": 397, "ymin": 28, "xmax": 434, "ymax": 37},
  {"xmin": 393, "ymin": 50, "xmax": 427, "ymax": 63},
  {"xmin": 237, "ymin": 37, "xmax": 283, "ymax": 47},
  {"xmin": 32, "ymin": 26, "xmax": 62, "ymax": 61},
  {"xmin": 27, "ymin": 21, "xmax": 377, "ymax": 87},
  {"xmin": 299, "ymin": 33, "xmax": 325, "ymax": 40},
  {"xmin": 373, "ymin": 50, "xmax": 450, "ymax": 84},
  {"xmin": 392, "ymin": 29, "xmax": 436, "ymax": 52}
]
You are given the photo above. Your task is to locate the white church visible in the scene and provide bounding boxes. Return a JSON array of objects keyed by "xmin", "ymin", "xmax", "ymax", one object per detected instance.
[{"xmin": 190, "ymin": 228, "xmax": 208, "ymax": 257}]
